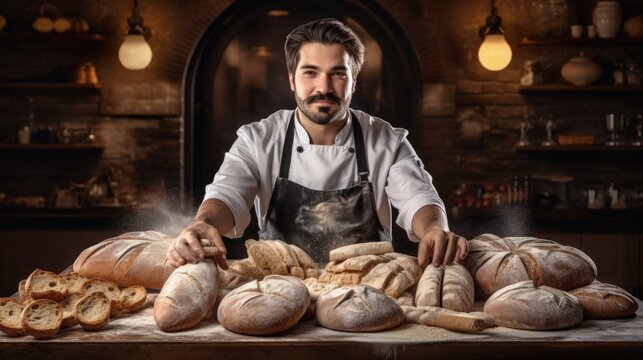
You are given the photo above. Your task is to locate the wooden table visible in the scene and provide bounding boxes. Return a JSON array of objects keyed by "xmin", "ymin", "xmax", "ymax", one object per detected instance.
[{"xmin": 2, "ymin": 297, "xmax": 643, "ymax": 360}]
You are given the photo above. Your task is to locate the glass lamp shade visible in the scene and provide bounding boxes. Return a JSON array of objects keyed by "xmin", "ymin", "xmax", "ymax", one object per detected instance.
[
  {"xmin": 477, "ymin": 34, "xmax": 512, "ymax": 71},
  {"xmin": 118, "ymin": 34, "xmax": 153, "ymax": 70}
]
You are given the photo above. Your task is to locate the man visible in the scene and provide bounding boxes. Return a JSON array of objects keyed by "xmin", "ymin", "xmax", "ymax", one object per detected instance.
[{"xmin": 167, "ymin": 18, "xmax": 468, "ymax": 269}]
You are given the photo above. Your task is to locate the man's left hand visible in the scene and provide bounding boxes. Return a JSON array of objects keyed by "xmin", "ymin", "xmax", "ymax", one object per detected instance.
[{"xmin": 417, "ymin": 229, "xmax": 468, "ymax": 267}]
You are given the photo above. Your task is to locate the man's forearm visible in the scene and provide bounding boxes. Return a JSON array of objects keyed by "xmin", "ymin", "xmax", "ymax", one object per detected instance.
[
  {"xmin": 411, "ymin": 205, "xmax": 449, "ymax": 239},
  {"xmin": 194, "ymin": 198, "xmax": 235, "ymax": 235}
]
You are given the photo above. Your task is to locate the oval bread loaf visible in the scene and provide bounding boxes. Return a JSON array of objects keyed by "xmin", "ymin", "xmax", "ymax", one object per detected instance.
[
  {"xmin": 154, "ymin": 259, "xmax": 219, "ymax": 332},
  {"xmin": 483, "ymin": 280, "xmax": 583, "ymax": 330},
  {"xmin": 217, "ymin": 275, "xmax": 310, "ymax": 335},
  {"xmin": 464, "ymin": 234, "xmax": 597, "ymax": 299},
  {"xmin": 570, "ymin": 281, "xmax": 639, "ymax": 319},
  {"xmin": 73, "ymin": 231, "xmax": 176, "ymax": 289},
  {"xmin": 315, "ymin": 284, "xmax": 404, "ymax": 332}
]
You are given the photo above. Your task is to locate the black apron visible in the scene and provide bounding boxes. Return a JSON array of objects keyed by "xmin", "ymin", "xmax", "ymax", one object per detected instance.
[{"xmin": 259, "ymin": 111, "xmax": 389, "ymax": 263}]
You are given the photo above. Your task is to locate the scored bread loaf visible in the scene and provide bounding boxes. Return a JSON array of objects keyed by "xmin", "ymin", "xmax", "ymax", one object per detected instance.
[
  {"xmin": 73, "ymin": 292, "xmax": 111, "ymax": 330},
  {"xmin": 483, "ymin": 280, "xmax": 583, "ymax": 330},
  {"xmin": 21, "ymin": 299, "xmax": 63, "ymax": 339},
  {"xmin": 217, "ymin": 275, "xmax": 310, "ymax": 335},
  {"xmin": 316, "ymin": 285, "xmax": 404, "ymax": 332},
  {"xmin": 0, "ymin": 298, "xmax": 26, "ymax": 336},
  {"xmin": 154, "ymin": 259, "xmax": 219, "ymax": 332},
  {"xmin": 360, "ymin": 255, "xmax": 422, "ymax": 298},
  {"xmin": 415, "ymin": 264, "xmax": 474, "ymax": 312},
  {"xmin": 73, "ymin": 231, "xmax": 176, "ymax": 289},
  {"xmin": 25, "ymin": 269, "xmax": 68, "ymax": 301},
  {"xmin": 570, "ymin": 280, "xmax": 639, "ymax": 319},
  {"xmin": 464, "ymin": 234, "xmax": 597, "ymax": 299}
]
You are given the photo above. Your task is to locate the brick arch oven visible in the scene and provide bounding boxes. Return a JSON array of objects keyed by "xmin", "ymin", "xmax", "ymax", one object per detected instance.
[{"xmin": 181, "ymin": 0, "xmax": 423, "ymax": 257}]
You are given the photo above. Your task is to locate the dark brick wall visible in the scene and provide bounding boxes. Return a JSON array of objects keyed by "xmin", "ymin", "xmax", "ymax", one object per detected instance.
[{"xmin": 0, "ymin": 0, "xmax": 641, "ymax": 213}]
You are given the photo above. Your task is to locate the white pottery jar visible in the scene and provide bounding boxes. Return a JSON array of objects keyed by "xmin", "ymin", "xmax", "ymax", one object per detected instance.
[
  {"xmin": 561, "ymin": 54, "xmax": 603, "ymax": 86},
  {"xmin": 593, "ymin": 1, "xmax": 622, "ymax": 38}
]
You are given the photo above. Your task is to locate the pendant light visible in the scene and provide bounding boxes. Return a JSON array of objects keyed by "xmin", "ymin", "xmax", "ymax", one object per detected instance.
[
  {"xmin": 118, "ymin": 0, "xmax": 153, "ymax": 70},
  {"xmin": 477, "ymin": 0, "xmax": 512, "ymax": 71}
]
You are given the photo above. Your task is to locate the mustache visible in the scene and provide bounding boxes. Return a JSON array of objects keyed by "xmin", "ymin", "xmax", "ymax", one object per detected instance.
[{"xmin": 304, "ymin": 93, "xmax": 341, "ymax": 104}]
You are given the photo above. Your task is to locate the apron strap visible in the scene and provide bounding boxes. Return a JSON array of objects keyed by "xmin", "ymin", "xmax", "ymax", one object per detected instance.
[{"xmin": 279, "ymin": 110, "xmax": 370, "ymax": 182}]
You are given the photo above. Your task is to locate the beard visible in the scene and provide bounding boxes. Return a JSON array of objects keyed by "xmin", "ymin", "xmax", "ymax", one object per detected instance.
[{"xmin": 295, "ymin": 91, "xmax": 350, "ymax": 125}]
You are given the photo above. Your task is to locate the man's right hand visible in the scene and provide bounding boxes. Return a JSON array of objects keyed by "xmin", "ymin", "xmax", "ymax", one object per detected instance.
[{"xmin": 166, "ymin": 220, "xmax": 229, "ymax": 270}]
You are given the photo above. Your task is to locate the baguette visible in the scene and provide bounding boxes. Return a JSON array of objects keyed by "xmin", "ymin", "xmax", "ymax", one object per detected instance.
[
  {"xmin": 329, "ymin": 242, "xmax": 393, "ymax": 262},
  {"xmin": 154, "ymin": 259, "xmax": 219, "ymax": 332},
  {"xmin": 401, "ymin": 305, "xmax": 495, "ymax": 333}
]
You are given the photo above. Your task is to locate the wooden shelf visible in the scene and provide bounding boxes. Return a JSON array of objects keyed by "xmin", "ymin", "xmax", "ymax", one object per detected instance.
[
  {"xmin": 519, "ymin": 36, "xmax": 643, "ymax": 46},
  {"xmin": 0, "ymin": 32, "xmax": 105, "ymax": 42},
  {"xmin": 0, "ymin": 143, "xmax": 104, "ymax": 151},
  {"xmin": 515, "ymin": 145, "xmax": 643, "ymax": 152},
  {"xmin": 0, "ymin": 82, "xmax": 101, "ymax": 93},
  {"xmin": 519, "ymin": 84, "xmax": 643, "ymax": 92}
]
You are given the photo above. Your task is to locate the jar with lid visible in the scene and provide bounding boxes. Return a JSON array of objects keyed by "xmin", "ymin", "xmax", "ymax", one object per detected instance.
[
  {"xmin": 625, "ymin": 60, "xmax": 641, "ymax": 85},
  {"xmin": 612, "ymin": 62, "xmax": 625, "ymax": 85}
]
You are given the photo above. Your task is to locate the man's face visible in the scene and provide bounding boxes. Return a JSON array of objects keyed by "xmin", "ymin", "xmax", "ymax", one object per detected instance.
[{"xmin": 289, "ymin": 43, "xmax": 356, "ymax": 125}]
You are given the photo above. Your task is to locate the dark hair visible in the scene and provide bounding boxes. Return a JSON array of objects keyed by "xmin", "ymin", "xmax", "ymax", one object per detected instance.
[{"xmin": 284, "ymin": 18, "xmax": 365, "ymax": 77}]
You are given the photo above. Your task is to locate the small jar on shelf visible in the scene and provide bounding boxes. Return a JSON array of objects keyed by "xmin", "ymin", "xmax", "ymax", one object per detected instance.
[{"xmin": 625, "ymin": 60, "xmax": 641, "ymax": 86}]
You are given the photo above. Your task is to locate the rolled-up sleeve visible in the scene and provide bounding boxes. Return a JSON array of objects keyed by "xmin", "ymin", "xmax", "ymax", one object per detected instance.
[
  {"xmin": 203, "ymin": 131, "xmax": 260, "ymax": 238},
  {"xmin": 385, "ymin": 138, "xmax": 446, "ymax": 243}
]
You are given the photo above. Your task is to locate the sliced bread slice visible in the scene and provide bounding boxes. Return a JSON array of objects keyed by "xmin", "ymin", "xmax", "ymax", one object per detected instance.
[
  {"xmin": 25, "ymin": 269, "xmax": 68, "ymax": 301},
  {"xmin": 18, "ymin": 279, "xmax": 34, "ymax": 305},
  {"xmin": 59, "ymin": 292, "xmax": 85, "ymax": 327},
  {"xmin": 0, "ymin": 297, "xmax": 25, "ymax": 336},
  {"xmin": 80, "ymin": 278, "xmax": 122, "ymax": 314},
  {"xmin": 119, "ymin": 285, "xmax": 147, "ymax": 313},
  {"xmin": 73, "ymin": 292, "xmax": 111, "ymax": 330},
  {"xmin": 60, "ymin": 272, "xmax": 87, "ymax": 294},
  {"xmin": 21, "ymin": 299, "xmax": 63, "ymax": 339}
]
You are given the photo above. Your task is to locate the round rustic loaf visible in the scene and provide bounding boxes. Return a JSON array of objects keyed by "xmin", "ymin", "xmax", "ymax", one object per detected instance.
[
  {"xmin": 315, "ymin": 285, "xmax": 404, "ymax": 332},
  {"xmin": 217, "ymin": 275, "xmax": 310, "ymax": 335},
  {"xmin": 570, "ymin": 280, "xmax": 639, "ymax": 319},
  {"xmin": 483, "ymin": 281, "xmax": 583, "ymax": 330},
  {"xmin": 464, "ymin": 234, "xmax": 597, "ymax": 299}
]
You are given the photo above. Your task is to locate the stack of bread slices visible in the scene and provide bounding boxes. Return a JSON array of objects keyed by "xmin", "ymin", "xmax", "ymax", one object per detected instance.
[{"xmin": 0, "ymin": 269, "xmax": 148, "ymax": 339}]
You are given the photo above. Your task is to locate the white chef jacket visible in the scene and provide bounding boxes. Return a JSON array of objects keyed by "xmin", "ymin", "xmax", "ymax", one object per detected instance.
[{"xmin": 203, "ymin": 108, "xmax": 446, "ymax": 242}]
